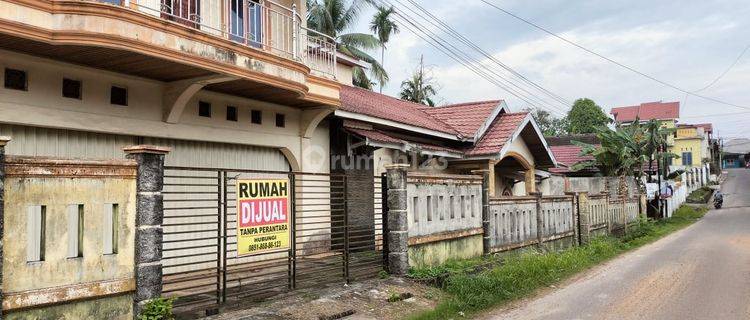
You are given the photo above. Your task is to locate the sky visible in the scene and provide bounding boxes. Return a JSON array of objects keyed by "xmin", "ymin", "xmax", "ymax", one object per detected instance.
[{"xmin": 348, "ymin": 0, "xmax": 750, "ymax": 139}]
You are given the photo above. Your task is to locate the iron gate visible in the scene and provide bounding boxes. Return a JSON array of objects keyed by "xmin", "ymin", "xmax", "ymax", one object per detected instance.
[{"xmin": 160, "ymin": 166, "xmax": 386, "ymax": 316}]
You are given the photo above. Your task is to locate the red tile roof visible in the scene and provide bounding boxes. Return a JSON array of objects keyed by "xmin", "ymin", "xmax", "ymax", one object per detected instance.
[
  {"xmin": 548, "ymin": 145, "xmax": 595, "ymax": 173},
  {"xmin": 611, "ymin": 101, "xmax": 680, "ymax": 123},
  {"xmin": 418, "ymin": 100, "xmax": 502, "ymax": 138},
  {"xmin": 694, "ymin": 123, "xmax": 713, "ymax": 134},
  {"xmin": 465, "ymin": 112, "xmax": 529, "ymax": 156},
  {"xmin": 346, "ymin": 127, "xmax": 463, "ymax": 154},
  {"xmin": 340, "ymin": 85, "xmax": 459, "ymax": 135}
]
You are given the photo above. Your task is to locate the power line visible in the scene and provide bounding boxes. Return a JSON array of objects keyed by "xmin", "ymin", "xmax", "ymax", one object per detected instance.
[
  {"xmin": 400, "ymin": 0, "xmax": 571, "ymax": 106},
  {"xmin": 693, "ymin": 43, "xmax": 750, "ymax": 93},
  {"xmin": 379, "ymin": 0, "xmax": 569, "ymax": 115},
  {"xmin": 374, "ymin": 0, "xmax": 570, "ymax": 115},
  {"xmin": 479, "ymin": 0, "xmax": 750, "ymax": 111}
]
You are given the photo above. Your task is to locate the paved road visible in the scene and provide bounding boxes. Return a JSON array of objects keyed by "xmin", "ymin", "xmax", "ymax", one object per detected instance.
[{"xmin": 485, "ymin": 168, "xmax": 750, "ymax": 320}]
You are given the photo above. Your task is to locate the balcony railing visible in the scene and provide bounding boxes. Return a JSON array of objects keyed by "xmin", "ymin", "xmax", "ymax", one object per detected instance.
[{"xmin": 89, "ymin": 0, "xmax": 337, "ymax": 78}]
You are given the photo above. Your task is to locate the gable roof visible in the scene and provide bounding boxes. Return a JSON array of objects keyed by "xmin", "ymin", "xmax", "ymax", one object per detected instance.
[
  {"xmin": 418, "ymin": 100, "xmax": 503, "ymax": 139},
  {"xmin": 611, "ymin": 101, "xmax": 680, "ymax": 123},
  {"xmin": 338, "ymin": 85, "xmax": 459, "ymax": 137},
  {"xmin": 465, "ymin": 112, "xmax": 529, "ymax": 156}
]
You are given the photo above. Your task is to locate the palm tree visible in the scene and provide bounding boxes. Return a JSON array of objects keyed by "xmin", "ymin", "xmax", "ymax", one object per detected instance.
[
  {"xmin": 399, "ymin": 56, "xmax": 437, "ymax": 106},
  {"xmin": 370, "ymin": 5, "xmax": 399, "ymax": 92},
  {"xmin": 307, "ymin": 0, "xmax": 387, "ymax": 89}
]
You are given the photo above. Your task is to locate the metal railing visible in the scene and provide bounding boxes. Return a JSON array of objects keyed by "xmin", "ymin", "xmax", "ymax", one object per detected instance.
[{"xmin": 89, "ymin": 0, "xmax": 337, "ymax": 78}]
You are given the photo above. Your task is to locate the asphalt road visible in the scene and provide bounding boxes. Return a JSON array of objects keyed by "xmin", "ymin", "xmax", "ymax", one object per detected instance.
[{"xmin": 484, "ymin": 168, "xmax": 750, "ymax": 320}]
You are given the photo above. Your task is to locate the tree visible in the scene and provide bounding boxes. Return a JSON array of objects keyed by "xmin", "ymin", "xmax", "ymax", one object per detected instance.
[
  {"xmin": 572, "ymin": 118, "xmax": 678, "ymax": 191},
  {"xmin": 307, "ymin": 0, "xmax": 387, "ymax": 89},
  {"xmin": 566, "ymin": 98, "xmax": 610, "ymax": 134},
  {"xmin": 370, "ymin": 5, "xmax": 399, "ymax": 93},
  {"xmin": 527, "ymin": 108, "xmax": 568, "ymax": 136},
  {"xmin": 399, "ymin": 56, "xmax": 437, "ymax": 106}
]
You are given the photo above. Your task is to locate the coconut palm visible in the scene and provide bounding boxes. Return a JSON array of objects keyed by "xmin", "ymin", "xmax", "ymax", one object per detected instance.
[
  {"xmin": 370, "ymin": 5, "xmax": 399, "ymax": 92},
  {"xmin": 399, "ymin": 56, "xmax": 437, "ymax": 106},
  {"xmin": 307, "ymin": 0, "xmax": 387, "ymax": 89}
]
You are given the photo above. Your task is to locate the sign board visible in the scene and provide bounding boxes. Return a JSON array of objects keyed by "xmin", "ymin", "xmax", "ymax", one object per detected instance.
[
  {"xmin": 645, "ymin": 183, "xmax": 658, "ymax": 200},
  {"xmin": 236, "ymin": 179, "xmax": 290, "ymax": 256}
]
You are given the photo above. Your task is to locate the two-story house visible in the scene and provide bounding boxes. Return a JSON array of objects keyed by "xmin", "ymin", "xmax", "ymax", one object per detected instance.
[
  {"xmin": 0, "ymin": 0, "xmax": 362, "ymax": 317},
  {"xmin": 611, "ymin": 101, "xmax": 680, "ymax": 164}
]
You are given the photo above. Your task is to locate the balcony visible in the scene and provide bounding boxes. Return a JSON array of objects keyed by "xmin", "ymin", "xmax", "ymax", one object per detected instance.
[
  {"xmin": 96, "ymin": 0, "xmax": 337, "ymax": 78},
  {"xmin": 0, "ymin": 0, "xmax": 342, "ymax": 108}
]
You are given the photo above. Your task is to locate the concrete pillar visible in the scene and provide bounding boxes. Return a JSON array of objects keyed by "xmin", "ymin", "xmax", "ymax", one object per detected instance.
[
  {"xmin": 0, "ymin": 136, "xmax": 9, "ymax": 320},
  {"xmin": 530, "ymin": 192, "xmax": 543, "ymax": 247},
  {"xmin": 565, "ymin": 192, "xmax": 578, "ymax": 246},
  {"xmin": 525, "ymin": 169, "xmax": 536, "ymax": 195},
  {"xmin": 577, "ymin": 192, "xmax": 591, "ymax": 245},
  {"xmin": 385, "ymin": 164, "xmax": 409, "ymax": 276},
  {"xmin": 639, "ymin": 194, "xmax": 648, "ymax": 219},
  {"xmin": 472, "ymin": 170, "xmax": 491, "ymax": 254},
  {"xmin": 124, "ymin": 145, "xmax": 171, "ymax": 317}
]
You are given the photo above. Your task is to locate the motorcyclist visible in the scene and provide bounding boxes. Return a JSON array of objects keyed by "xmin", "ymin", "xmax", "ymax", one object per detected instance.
[{"xmin": 714, "ymin": 191, "xmax": 724, "ymax": 208}]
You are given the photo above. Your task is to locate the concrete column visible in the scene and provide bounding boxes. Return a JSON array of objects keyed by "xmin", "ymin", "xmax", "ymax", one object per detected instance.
[
  {"xmin": 124, "ymin": 145, "xmax": 171, "ymax": 317},
  {"xmin": 530, "ymin": 192, "xmax": 543, "ymax": 248},
  {"xmin": 385, "ymin": 164, "xmax": 409, "ymax": 276},
  {"xmin": 639, "ymin": 194, "xmax": 648, "ymax": 219},
  {"xmin": 0, "ymin": 136, "xmax": 9, "ymax": 320},
  {"xmin": 472, "ymin": 169, "xmax": 491, "ymax": 254},
  {"xmin": 577, "ymin": 192, "xmax": 591, "ymax": 245},
  {"xmin": 565, "ymin": 192, "xmax": 578, "ymax": 246},
  {"xmin": 605, "ymin": 193, "xmax": 613, "ymax": 233},
  {"xmin": 525, "ymin": 169, "xmax": 536, "ymax": 194}
]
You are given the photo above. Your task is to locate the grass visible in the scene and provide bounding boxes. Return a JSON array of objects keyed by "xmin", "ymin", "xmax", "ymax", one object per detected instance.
[
  {"xmin": 687, "ymin": 186, "xmax": 714, "ymax": 203},
  {"xmin": 408, "ymin": 205, "xmax": 708, "ymax": 320}
]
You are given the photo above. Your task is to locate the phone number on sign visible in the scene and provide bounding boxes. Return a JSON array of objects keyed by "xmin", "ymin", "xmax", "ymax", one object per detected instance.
[{"xmin": 247, "ymin": 241, "xmax": 283, "ymax": 252}]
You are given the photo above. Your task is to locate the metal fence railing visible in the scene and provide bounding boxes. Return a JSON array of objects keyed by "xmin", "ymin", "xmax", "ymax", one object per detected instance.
[
  {"xmin": 161, "ymin": 166, "xmax": 382, "ymax": 317},
  {"xmin": 91, "ymin": 0, "xmax": 337, "ymax": 78}
]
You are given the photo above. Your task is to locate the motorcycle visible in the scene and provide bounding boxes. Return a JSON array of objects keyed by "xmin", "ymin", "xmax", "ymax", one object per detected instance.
[{"xmin": 714, "ymin": 195, "xmax": 723, "ymax": 209}]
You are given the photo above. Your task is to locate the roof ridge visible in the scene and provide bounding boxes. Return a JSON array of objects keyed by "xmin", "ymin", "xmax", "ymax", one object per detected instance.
[{"xmin": 432, "ymin": 100, "xmax": 503, "ymax": 108}]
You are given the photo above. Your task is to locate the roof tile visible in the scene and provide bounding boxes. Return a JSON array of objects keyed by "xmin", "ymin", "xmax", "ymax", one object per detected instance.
[
  {"xmin": 465, "ymin": 112, "xmax": 529, "ymax": 156},
  {"xmin": 418, "ymin": 101, "xmax": 501, "ymax": 137},
  {"xmin": 340, "ymin": 85, "xmax": 459, "ymax": 135},
  {"xmin": 611, "ymin": 101, "xmax": 680, "ymax": 122}
]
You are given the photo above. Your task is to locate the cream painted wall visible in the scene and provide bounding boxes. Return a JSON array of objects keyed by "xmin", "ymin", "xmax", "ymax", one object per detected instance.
[
  {"xmin": 0, "ymin": 50, "xmax": 331, "ymax": 173},
  {"xmin": 503, "ymin": 136, "xmax": 536, "ymax": 168}
]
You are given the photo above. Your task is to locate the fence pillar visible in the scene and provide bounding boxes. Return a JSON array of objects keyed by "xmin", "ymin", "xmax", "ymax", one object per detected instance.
[
  {"xmin": 565, "ymin": 192, "xmax": 578, "ymax": 246},
  {"xmin": 0, "ymin": 136, "xmax": 9, "ymax": 320},
  {"xmin": 605, "ymin": 193, "xmax": 613, "ymax": 234},
  {"xmin": 472, "ymin": 170, "xmax": 491, "ymax": 254},
  {"xmin": 530, "ymin": 192, "xmax": 544, "ymax": 248},
  {"xmin": 577, "ymin": 192, "xmax": 590, "ymax": 245},
  {"xmin": 124, "ymin": 145, "xmax": 171, "ymax": 317},
  {"xmin": 621, "ymin": 197, "xmax": 628, "ymax": 233},
  {"xmin": 639, "ymin": 194, "xmax": 647, "ymax": 219},
  {"xmin": 385, "ymin": 164, "xmax": 409, "ymax": 276}
]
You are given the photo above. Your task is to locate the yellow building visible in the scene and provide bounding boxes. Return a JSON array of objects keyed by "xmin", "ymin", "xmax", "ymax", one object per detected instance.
[{"xmin": 673, "ymin": 125, "xmax": 707, "ymax": 167}]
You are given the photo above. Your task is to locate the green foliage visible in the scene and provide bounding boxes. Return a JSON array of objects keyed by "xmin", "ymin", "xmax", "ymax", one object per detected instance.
[
  {"xmin": 378, "ymin": 269, "xmax": 390, "ymax": 279},
  {"xmin": 388, "ymin": 292, "xmax": 402, "ymax": 302},
  {"xmin": 566, "ymin": 98, "xmax": 610, "ymax": 134},
  {"xmin": 410, "ymin": 205, "xmax": 706, "ymax": 320},
  {"xmin": 527, "ymin": 108, "xmax": 568, "ymax": 136},
  {"xmin": 400, "ymin": 56, "xmax": 438, "ymax": 106},
  {"xmin": 138, "ymin": 298, "xmax": 175, "ymax": 320},
  {"xmin": 408, "ymin": 256, "xmax": 498, "ymax": 281},
  {"xmin": 572, "ymin": 118, "xmax": 678, "ymax": 191},
  {"xmin": 306, "ymin": 0, "xmax": 387, "ymax": 89},
  {"xmin": 687, "ymin": 187, "xmax": 713, "ymax": 203}
]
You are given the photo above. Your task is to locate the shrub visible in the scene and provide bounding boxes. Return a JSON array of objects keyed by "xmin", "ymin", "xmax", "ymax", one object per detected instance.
[{"xmin": 138, "ymin": 297, "xmax": 176, "ymax": 320}]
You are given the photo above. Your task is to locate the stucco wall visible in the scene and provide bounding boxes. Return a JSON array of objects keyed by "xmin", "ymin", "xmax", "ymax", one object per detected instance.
[
  {"xmin": 0, "ymin": 50, "xmax": 330, "ymax": 172},
  {"xmin": 2, "ymin": 157, "xmax": 135, "ymax": 316}
]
